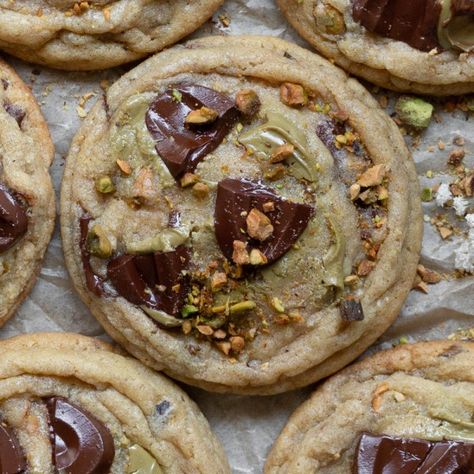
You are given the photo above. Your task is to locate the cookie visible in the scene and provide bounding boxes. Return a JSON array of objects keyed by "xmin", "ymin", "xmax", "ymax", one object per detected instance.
[
  {"xmin": 0, "ymin": 59, "xmax": 55, "ymax": 326},
  {"xmin": 276, "ymin": 0, "xmax": 474, "ymax": 95},
  {"xmin": 266, "ymin": 340, "xmax": 474, "ymax": 473},
  {"xmin": 61, "ymin": 36, "xmax": 422, "ymax": 394},
  {"xmin": 0, "ymin": 0, "xmax": 224, "ymax": 70},
  {"xmin": 0, "ymin": 332, "xmax": 230, "ymax": 473}
]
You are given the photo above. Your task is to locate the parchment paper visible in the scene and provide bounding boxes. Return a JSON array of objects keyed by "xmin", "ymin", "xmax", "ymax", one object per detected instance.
[{"xmin": 1, "ymin": 1, "xmax": 473, "ymax": 472}]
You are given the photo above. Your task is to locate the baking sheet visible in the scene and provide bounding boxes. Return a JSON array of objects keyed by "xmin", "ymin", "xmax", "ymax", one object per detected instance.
[{"xmin": 1, "ymin": 1, "xmax": 473, "ymax": 472}]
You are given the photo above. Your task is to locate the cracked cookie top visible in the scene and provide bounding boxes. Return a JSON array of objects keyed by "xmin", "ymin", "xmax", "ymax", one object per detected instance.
[
  {"xmin": 61, "ymin": 36, "xmax": 422, "ymax": 394},
  {"xmin": 0, "ymin": 0, "xmax": 224, "ymax": 70}
]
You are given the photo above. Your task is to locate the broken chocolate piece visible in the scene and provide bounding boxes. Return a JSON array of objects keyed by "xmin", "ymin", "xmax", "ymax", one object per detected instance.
[
  {"xmin": 145, "ymin": 85, "xmax": 239, "ymax": 179},
  {"xmin": 354, "ymin": 432, "xmax": 474, "ymax": 474},
  {"xmin": 0, "ymin": 182, "xmax": 28, "ymax": 254},
  {"xmin": 0, "ymin": 424, "xmax": 26, "ymax": 473},
  {"xmin": 352, "ymin": 0, "xmax": 442, "ymax": 52},
  {"xmin": 107, "ymin": 246, "xmax": 190, "ymax": 317},
  {"xmin": 4, "ymin": 102, "xmax": 25, "ymax": 127},
  {"xmin": 79, "ymin": 216, "xmax": 105, "ymax": 296},
  {"xmin": 340, "ymin": 299, "xmax": 364, "ymax": 321},
  {"xmin": 214, "ymin": 179, "xmax": 314, "ymax": 265},
  {"xmin": 46, "ymin": 397, "xmax": 114, "ymax": 474}
]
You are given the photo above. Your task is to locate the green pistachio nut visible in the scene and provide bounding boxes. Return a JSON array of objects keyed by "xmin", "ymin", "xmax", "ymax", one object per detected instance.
[
  {"xmin": 314, "ymin": 4, "xmax": 346, "ymax": 35},
  {"xmin": 421, "ymin": 188, "xmax": 433, "ymax": 202},
  {"xmin": 126, "ymin": 226, "xmax": 190, "ymax": 254},
  {"xmin": 395, "ymin": 97, "xmax": 433, "ymax": 130},
  {"xmin": 229, "ymin": 301, "xmax": 256, "ymax": 314},
  {"xmin": 239, "ymin": 112, "xmax": 319, "ymax": 182},
  {"xmin": 181, "ymin": 304, "xmax": 199, "ymax": 318},
  {"xmin": 141, "ymin": 307, "xmax": 183, "ymax": 328},
  {"xmin": 127, "ymin": 444, "xmax": 163, "ymax": 474},
  {"xmin": 95, "ymin": 176, "xmax": 115, "ymax": 194},
  {"xmin": 87, "ymin": 224, "xmax": 113, "ymax": 259}
]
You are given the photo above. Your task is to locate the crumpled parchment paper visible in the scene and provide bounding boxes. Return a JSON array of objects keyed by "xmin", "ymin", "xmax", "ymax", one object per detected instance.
[{"xmin": 1, "ymin": 1, "xmax": 473, "ymax": 472}]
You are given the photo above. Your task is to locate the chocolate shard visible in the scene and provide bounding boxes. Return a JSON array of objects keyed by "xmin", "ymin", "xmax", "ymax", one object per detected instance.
[
  {"xmin": 0, "ymin": 182, "xmax": 28, "ymax": 254},
  {"xmin": 214, "ymin": 178, "xmax": 314, "ymax": 265},
  {"xmin": 452, "ymin": 0, "xmax": 474, "ymax": 15},
  {"xmin": 354, "ymin": 433, "xmax": 474, "ymax": 474},
  {"xmin": 4, "ymin": 102, "xmax": 25, "ymax": 127},
  {"xmin": 107, "ymin": 246, "xmax": 190, "ymax": 317},
  {"xmin": 340, "ymin": 299, "xmax": 364, "ymax": 322},
  {"xmin": 46, "ymin": 397, "xmax": 114, "ymax": 474},
  {"xmin": 79, "ymin": 216, "xmax": 105, "ymax": 296},
  {"xmin": 352, "ymin": 0, "xmax": 442, "ymax": 52},
  {"xmin": 0, "ymin": 424, "xmax": 26, "ymax": 473},
  {"xmin": 145, "ymin": 85, "xmax": 239, "ymax": 179}
]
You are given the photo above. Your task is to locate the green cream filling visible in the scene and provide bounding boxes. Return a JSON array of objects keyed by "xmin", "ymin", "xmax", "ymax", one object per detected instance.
[{"xmin": 239, "ymin": 112, "xmax": 320, "ymax": 182}]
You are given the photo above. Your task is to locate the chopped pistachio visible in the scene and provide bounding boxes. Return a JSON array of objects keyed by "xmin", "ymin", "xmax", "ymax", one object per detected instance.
[
  {"xmin": 235, "ymin": 89, "xmax": 261, "ymax": 118},
  {"xmin": 192, "ymin": 182, "xmax": 209, "ymax": 199},
  {"xmin": 270, "ymin": 297, "xmax": 285, "ymax": 313},
  {"xmin": 230, "ymin": 336, "xmax": 245, "ymax": 353},
  {"xmin": 279, "ymin": 82, "xmax": 308, "ymax": 107},
  {"xmin": 141, "ymin": 307, "xmax": 182, "ymax": 327},
  {"xmin": 116, "ymin": 159, "xmax": 132, "ymax": 175},
  {"xmin": 249, "ymin": 248, "xmax": 268, "ymax": 266},
  {"xmin": 357, "ymin": 164, "xmax": 386, "ymax": 188},
  {"xmin": 95, "ymin": 175, "xmax": 115, "ymax": 194},
  {"xmin": 211, "ymin": 272, "xmax": 228, "ymax": 291},
  {"xmin": 246, "ymin": 208, "xmax": 274, "ymax": 241},
  {"xmin": 263, "ymin": 201, "xmax": 275, "ymax": 212},
  {"xmin": 264, "ymin": 164, "xmax": 286, "ymax": 181},
  {"xmin": 216, "ymin": 341, "xmax": 231, "ymax": 355},
  {"xmin": 395, "ymin": 97, "xmax": 433, "ymax": 130},
  {"xmin": 399, "ymin": 336, "xmax": 409, "ymax": 345},
  {"xmin": 229, "ymin": 301, "xmax": 256, "ymax": 314},
  {"xmin": 197, "ymin": 325, "xmax": 214, "ymax": 336},
  {"xmin": 126, "ymin": 444, "xmax": 163, "ymax": 474},
  {"xmin": 232, "ymin": 240, "xmax": 250, "ymax": 265},
  {"xmin": 421, "ymin": 187, "xmax": 433, "ymax": 202},
  {"xmin": 171, "ymin": 89, "xmax": 182, "ymax": 102},
  {"xmin": 87, "ymin": 224, "xmax": 113, "ymax": 259},
  {"xmin": 181, "ymin": 304, "xmax": 199, "ymax": 318},
  {"xmin": 270, "ymin": 144, "xmax": 295, "ymax": 163},
  {"xmin": 349, "ymin": 183, "xmax": 361, "ymax": 201},
  {"xmin": 314, "ymin": 4, "xmax": 346, "ymax": 34},
  {"xmin": 180, "ymin": 173, "xmax": 199, "ymax": 188},
  {"xmin": 185, "ymin": 106, "xmax": 219, "ymax": 125}
]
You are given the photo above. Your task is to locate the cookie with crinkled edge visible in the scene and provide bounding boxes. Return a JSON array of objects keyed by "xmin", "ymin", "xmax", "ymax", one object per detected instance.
[
  {"xmin": 266, "ymin": 340, "xmax": 474, "ymax": 473},
  {"xmin": 0, "ymin": 332, "xmax": 230, "ymax": 473},
  {"xmin": 61, "ymin": 35, "xmax": 422, "ymax": 395},
  {"xmin": 0, "ymin": 0, "xmax": 224, "ymax": 71},
  {"xmin": 0, "ymin": 59, "xmax": 55, "ymax": 326},
  {"xmin": 277, "ymin": 0, "xmax": 474, "ymax": 95}
]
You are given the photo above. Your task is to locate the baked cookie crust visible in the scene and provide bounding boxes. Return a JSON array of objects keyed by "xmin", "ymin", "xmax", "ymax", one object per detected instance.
[
  {"xmin": 266, "ymin": 340, "xmax": 474, "ymax": 473},
  {"xmin": 0, "ymin": 332, "xmax": 230, "ymax": 473},
  {"xmin": 61, "ymin": 35, "xmax": 423, "ymax": 395},
  {"xmin": 277, "ymin": 0, "xmax": 474, "ymax": 95},
  {"xmin": 0, "ymin": 0, "xmax": 224, "ymax": 70},
  {"xmin": 0, "ymin": 59, "xmax": 55, "ymax": 326}
]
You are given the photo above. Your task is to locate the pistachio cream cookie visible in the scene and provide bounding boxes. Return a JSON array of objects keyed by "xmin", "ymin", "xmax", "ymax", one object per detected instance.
[
  {"xmin": 277, "ymin": 0, "xmax": 474, "ymax": 95},
  {"xmin": 0, "ymin": 0, "xmax": 224, "ymax": 71},
  {"xmin": 0, "ymin": 59, "xmax": 55, "ymax": 326},
  {"xmin": 61, "ymin": 36, "xmax": 422, "ymax": 394},
  {"xmin": 0, "ymin": 332, "xmax": 230, "ymax": 473},
  {"xmin": 266, "ymin": 341, "xmax": 474, "ymax": 473}
]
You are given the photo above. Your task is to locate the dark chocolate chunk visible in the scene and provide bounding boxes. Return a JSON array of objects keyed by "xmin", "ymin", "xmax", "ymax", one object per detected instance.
[
  {"xmin": 352, "ymin": 0, "xmax": 442, "ymax": 52},
  {"xmin": 156, "ymin": 400, "xmax": 171, "ymax": 416},
  {"xmin": 46, "ymin": 397, "xmax": 115, "ymax": 474},
  {"xmin": 4, "ymin": 102, "xmax": 25, "ymax": 127},
  {"xmin": 79, "ymin": 216, "xmax": 104, "ymax": 296},
  {"xmin": 145, "ymin": 85, "xmax": 239, "ymax": 179},
  {"xmin": 107, "ymin": 246, "xmax": 190, "ymax": 316},
  {"xmin": 0, "ymin": 424, "xmax": 26, "ymax": 473},
  {"xmin": 340, "ymin": 299, "xmax": 364, "ymax": 321},
  {"xmin": 354, "ymin": 432, "xmax": 474, "ymax": 474},
  {"xmin": 452, "ymin": 0, "xmax": 474, "ymax": 15},
  {"xmin": 0, "ymin": 182, "xmax": 28, "ymax": 254},
  {"xmin": 214, "ymin": 178, "xmax": 314, "ymax": 265}
]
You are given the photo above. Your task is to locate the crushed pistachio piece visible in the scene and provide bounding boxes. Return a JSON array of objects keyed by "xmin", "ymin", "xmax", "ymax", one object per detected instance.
[
  {"xmin": 230, "ymin": 336, "xmax": 245, "ymax": 353},
  {"xmin": 235, "ymin": 89, "xmax": 261, "ymax": 118},
  {"xmin": 211, "ymin": 272, "xmax": 228, "ymax": 291},
  {"xmin": 314, "ymin": 3, "xmax": 346, "ymax": 34},
  {"xmin": 421, "ymin": 187, "xmax": 433, "ymax": 202},
  {"xmin": 270, "ymin": 144, "xmax": 295, "ymax": 163},
  {"xmin": 185, "ymin": 106, "xmax": 219, "ymax": 125},
  {"xmin": 230, "ymin": 301, "xmax": 256, "ymax": 314},
  {"xmin": 270, "ymin": 297, "xmax": 285, "ymax": 313},
  {"xmin": 192, "ymin": 182, "xmax": 209, "ymax": 199},
  {"xmin": 246, "ymin": 208, "xmax": 274, "ymax": 241},
  {"xmin": 262, "ymin": 201, "xmax": 275, "ymax": 212},
  {"xmin": 395, "ymin": 97, "xmax": 433, "ymax": 130},
  {"xmin": 171, "ymin": 89, "xmax": 182, "ymax": 102},
  {"xmin": 180, "ymin": 173, "xmax": 199, "ymax": 188},
  {"xmin": 116, "ymin": 159, "xmax": 132, "ymax": 175},
  {"xmin": 181, "ymin": 304, "xmax": 199, "ymax": 318},
  {"xmin": 197, "ymin": 325, "xmax": 214, "ymax": 336},
  {"xmin": 232, "ymin": 240, "xmax": 250, "ymax": 265},
  {"xmin": 280, "ymin": 82, "xmax": 308, "ymax": 107},
  {"xmin": 249, "ymin": 248, "xmax": 268, "ymax": 265},
  {"xmin": 357, "ymin": 164, "xmax": 386, "ymax": 188},
  {"xmin": 95, "ymin": 176, "xmax": 115, "ymax": 194},
  {"xmin": 87, "ymin": 224, "xmax": 113, "ymax": 259}
]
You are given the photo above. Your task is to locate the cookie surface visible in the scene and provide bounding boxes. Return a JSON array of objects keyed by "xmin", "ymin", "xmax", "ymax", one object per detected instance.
[
  {"xmin": 266, "ymin": 340, "xmax": 474, "ymax": 473},
  {"xmin": 0, "ymin": 332, "xmax": 230, "ymax": 473},
  {"xmin": 0, "ymin": 0, "xmax": 223, "ymax": 70},
  {"xmin": 61, "ymin": 35, "xmax": 422, "ymax": 395},
  {"xmin": 0, "ymin": 59, "xmax": 55, "ymax": 326},
  {"xmin": 277, "ymin": 0, "xmax": 474, "ymax": 95}
]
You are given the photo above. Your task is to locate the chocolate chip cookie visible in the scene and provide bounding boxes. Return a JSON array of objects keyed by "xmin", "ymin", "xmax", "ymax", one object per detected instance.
[
  {"xmin": 0, "ymin": 0, "xmax": 223, "ymax": 70},
  {"xmin": 277, "ymin": 0, "xmax": 474, "ymax": 95},
  {"xmin": 0, "ymin": 332, "xmax": 230, "ymax": 473},
  {"xmin": 0, "ymin": 59, "xmax": 55, "ymax": 326},
  {"xmin": 61, "ymin": 36, "xmax": 422, "ymax": 394},
  {"xmin": 266, "ymin": 340, "xmax": 474, "ymax": 473}
]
